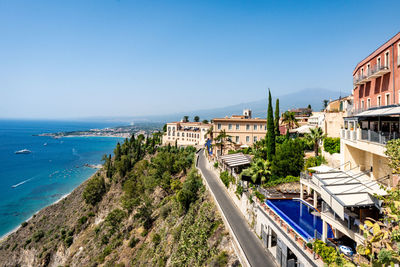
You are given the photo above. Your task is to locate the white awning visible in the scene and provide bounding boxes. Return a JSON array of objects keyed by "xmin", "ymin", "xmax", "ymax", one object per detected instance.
[
  {"xmin": 312, "ymin": 170, "xmax": 387, "ymax": 220},
  {"xmin": 219, "ymin": 153, "xmax": 252, "ymax": 168},
  {"xmin": 356, "ymin": 106, "xmax": 400, "ymax": 117}
]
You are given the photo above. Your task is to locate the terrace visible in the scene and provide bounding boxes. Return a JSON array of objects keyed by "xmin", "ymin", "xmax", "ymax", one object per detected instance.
[{"xmin": 300, "ymin": 166, "xmax": 386, "ymax": 245}]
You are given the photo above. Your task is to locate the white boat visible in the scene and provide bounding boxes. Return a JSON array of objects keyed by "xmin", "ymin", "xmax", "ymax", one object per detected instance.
[
  {"xmin": 43, "ymin": 143, "xmax": 47, "ymax": 146},
  {"xmin": 15, "ymin": 149, "xmax": 31, "ymax": 154}
]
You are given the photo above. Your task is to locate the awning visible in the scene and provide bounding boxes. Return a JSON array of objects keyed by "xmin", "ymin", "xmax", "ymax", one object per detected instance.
[
  {"xmin": 291, "ymin": 125, "xmax": 313, "ymax": 134},
  {"xmin": 312, "ymin": 170, "xmax": 387, "ymax": 220},
  {"xmin": 356, "ymin": 105, "xmax": 400, "ymax": 117},
  {"xmin": 219, "ymin": 153, "xmax": 252, "ymax": 168}
]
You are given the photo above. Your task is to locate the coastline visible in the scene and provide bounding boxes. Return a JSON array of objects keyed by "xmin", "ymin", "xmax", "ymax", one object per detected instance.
[{"xmin": 0, "ymin": 170, "xmax": 100, "ymax": 243}]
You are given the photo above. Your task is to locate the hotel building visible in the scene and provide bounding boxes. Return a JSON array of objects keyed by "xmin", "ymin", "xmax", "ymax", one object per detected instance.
[
  {"xmin": 212, "ymin": 109, "xmax": 267, "ymax": 155},
  {"xmin": 341, "ymin": 32, "xmax": 400, "ymax": 185},
  {"xmin": 162, "ymin": 121, "xmax": 211, "ymax": 147}
]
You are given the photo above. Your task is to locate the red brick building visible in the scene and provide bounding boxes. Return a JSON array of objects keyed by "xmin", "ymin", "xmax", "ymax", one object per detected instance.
[{"xmin": 353, "ymin": 32, "xmax": 400, "ymax": 111}]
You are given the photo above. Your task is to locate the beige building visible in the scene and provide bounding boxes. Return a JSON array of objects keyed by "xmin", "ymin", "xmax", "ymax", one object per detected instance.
[
  {"xmin": 212, "ymin": 109, "xmax": 267, "ymax": 155},
  {"xmin": 324, "ymin": 95, "xmax": 353, "ymax": 138},
  {"xmin": 162, "ymin": 121, "xmax": 211, "ymax": 147}
]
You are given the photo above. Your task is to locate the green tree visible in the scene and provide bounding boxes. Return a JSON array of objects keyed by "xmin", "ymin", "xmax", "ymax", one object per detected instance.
[
  {"xmin": 385, "ymin": 139, "xmax": 400, "ymax": 175},
  {"xmin": 240, "ymin": 158, "xmax": 272, "ymax": 184},
  {"xmin": 323, "ymin": 99, "xmax": 329, "ymax": 110},
  {"xmin": 266, "ymin": 89, "xmax": 276, "ymax": 161},
  {"xmin": 114, "ymin": 142, "xmax": 121, "ymax": 161},
  {"xmin": 214, "ymin": 129, "xmax": 231, "ymax": 156},
  {"xmin": 281, "ymin": 111, "xmax": 299, "ymax": 130},
  {"xmin": 271, "ymin": 139, "xmax": 304, "ymax": 178},
  {"xmin": 274, "ymin": 98, "xmax": 280, "ymax": 136},
  {"xmin": 202, "ymin": 119, "xmax": 209, "ymax": 124},
  {"xmin": 183, "ymin": 116, "xmax": 189, "ymax": 122},
  {"xmin": 307, "ymin": 104, "xmax": 312, "ymax": 110},
  {"xmin": 306, "ymin": 127, "xmax": 325, "ymax": 157},
  {"xmin": 82, "ymin": 175, "xmax": 106, "ymax": 206},
  {"xmin": 194, "ymin": 116, "xmax": 200, "ymax": 122}
]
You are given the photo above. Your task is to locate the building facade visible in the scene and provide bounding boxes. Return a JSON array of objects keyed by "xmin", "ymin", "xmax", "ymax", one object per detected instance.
[
  {"xmin": 341, "ymin": 32, "xmax": 400, "ymax": 186},
  {"xmin": 323, "ymin": 95, "xmax": 353, "ymax": 138},
  {"xmin": 353, "ymin": 32, "xmax": 400, "ymax": 111},
  {"xmin": 212, "ymin": 109, "xmax": 266, "ymax": 155},
  {"xmin": 162, "ymin": 121, "xmax": 211, "ymax": 147}
]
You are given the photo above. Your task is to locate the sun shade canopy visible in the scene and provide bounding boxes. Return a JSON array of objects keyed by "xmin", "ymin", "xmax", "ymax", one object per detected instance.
[
  {"xmin": 356, "ymin": 105, "xmax": 400, "ymax": 117},
  {"xmin": 311, "ymin": 170, "xmax": 387, "ymax": 220},
  {"xmin": 219, "ymin": 153, "xmax": 252, "ymax": 168}
]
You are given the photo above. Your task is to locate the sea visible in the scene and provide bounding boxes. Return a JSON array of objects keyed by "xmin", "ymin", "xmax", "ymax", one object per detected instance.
[{"xmin": 0, "ymin": 120, "xmax": 125, "ymax": 238}]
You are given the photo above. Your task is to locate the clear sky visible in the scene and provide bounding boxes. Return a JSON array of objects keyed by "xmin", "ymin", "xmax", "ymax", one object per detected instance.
[{"xmin": 1, "ymin": 0, "xmax": 400, "ymax": 119}]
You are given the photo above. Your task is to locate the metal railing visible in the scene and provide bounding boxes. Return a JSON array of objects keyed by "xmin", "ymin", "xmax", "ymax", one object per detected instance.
[
  {"xmin": 353, "ymin": 65, "xmax": 390, "ymax": 85},
  {"xmin": 359, "ymin": 129, "xmax": 399, "ymax": 144}
]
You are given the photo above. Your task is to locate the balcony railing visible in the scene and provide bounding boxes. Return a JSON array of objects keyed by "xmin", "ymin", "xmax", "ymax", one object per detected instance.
[
  {"xmin": 353, "ymin": 65, "xmax": 391, "ymax": 85},
  {"xmin": 342, "ymin": 128, "xmax": 399, "ymax": 145}
]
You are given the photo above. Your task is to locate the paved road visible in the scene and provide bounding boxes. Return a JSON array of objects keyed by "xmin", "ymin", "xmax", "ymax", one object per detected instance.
[{"xmin": 197, "ymin": 150, "xmax": 276, "ymax": 267}]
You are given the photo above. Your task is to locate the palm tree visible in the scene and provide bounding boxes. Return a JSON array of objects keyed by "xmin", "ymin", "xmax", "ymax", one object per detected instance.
[
  {"xmin": 214, "ymin": 129, "xmax": 232, "ymax": 156},
  {"xmin": 281, "ymin": 111, "xmax": 299, "ymax": 130},
  {"xmin": 306, "ymin": 127, "xmax": 325, "ymax": 156},
  {"xmin": 204, "ymin": 125, "xmax": 213, "ymax": 139},
  {"xmin": 240, "ymin": 158, "xmax": 271, "ymax": 184}
]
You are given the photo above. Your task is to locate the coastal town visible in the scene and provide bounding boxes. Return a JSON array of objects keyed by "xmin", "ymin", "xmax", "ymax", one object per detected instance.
[
  {"xmin": 160, "ymin": 32, "xmax": 400, "ymax": 267},
  {"xmin": 2, "ymin": 2, "xmax": 400, "ymax": 266}
]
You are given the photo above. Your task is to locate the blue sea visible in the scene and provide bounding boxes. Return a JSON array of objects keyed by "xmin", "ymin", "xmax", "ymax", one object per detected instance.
[{"xmin": 0, "ymin": 120, "xmax": 124, "ymax": 238}]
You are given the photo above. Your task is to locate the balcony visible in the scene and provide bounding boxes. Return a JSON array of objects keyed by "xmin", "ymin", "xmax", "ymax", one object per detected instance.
[
  {"xmin": 340, "ymin": 129, "xmax": 359, "ymax": 141},
  {"xmin": 353, "ymin": 65, "xmax": 391, "ymax": 85}
]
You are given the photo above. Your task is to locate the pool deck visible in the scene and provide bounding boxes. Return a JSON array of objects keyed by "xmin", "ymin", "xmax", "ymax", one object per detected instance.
[{"xmin": 256, "ymin": 197, "xmax": 325, "ymax": 266}]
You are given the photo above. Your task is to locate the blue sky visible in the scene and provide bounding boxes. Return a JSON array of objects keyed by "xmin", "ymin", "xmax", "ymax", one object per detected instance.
[{"xmin": 1, "ymin": 0, "xmax": 400, "ymax": 119}]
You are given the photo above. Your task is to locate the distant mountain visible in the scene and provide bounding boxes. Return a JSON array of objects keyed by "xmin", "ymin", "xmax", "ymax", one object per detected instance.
[
  {"xmin": 80, "ymin": 88, "xmax": 345, "ymax": 124},
  {"xmin": 130, "ymin": 88, "xmax": 344, "ymax": 122}
]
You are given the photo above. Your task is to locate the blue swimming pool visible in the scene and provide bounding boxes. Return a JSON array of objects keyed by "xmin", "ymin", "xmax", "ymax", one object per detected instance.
[{"xmin": 266, "ymin": 199, "xmax": 334, "ymax": 241}]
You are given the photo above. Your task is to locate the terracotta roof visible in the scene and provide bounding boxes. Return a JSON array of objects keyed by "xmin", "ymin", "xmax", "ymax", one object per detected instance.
[{"xmin": 353, "ymin": 32, "xmax": 400, "ymax": 75}]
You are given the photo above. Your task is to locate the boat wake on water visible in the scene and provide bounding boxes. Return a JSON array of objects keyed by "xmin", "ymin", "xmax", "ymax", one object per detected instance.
[{"xmin": 11, "ymin": 178, "xmax": 32, "ymax": 188}]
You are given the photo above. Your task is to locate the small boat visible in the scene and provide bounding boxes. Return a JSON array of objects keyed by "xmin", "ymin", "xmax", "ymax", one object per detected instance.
[
  {"xmin": 43, "ymin": 143, "xmax": 47, "ymax": 146},
  {"xmin": 15, "ymin": 149, "xmax": 31, "ymax": 154}
]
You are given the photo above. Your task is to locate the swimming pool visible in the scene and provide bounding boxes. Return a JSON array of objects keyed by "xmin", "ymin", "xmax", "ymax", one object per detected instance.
[{"xmin": 266, "ymin": 199, "xmax": 334, "ymax": 241}]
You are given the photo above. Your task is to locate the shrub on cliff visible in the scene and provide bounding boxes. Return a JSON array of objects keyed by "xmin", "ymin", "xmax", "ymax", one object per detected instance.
[
  {"xmin": 177, "ymin": 169, "xmax": 203, "ymax": 211},
  {"xmin": 83, "ymin": 175, "xmax": 106, "ymax": 206}
]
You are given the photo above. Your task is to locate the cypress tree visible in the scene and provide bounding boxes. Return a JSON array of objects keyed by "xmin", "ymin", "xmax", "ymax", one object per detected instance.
[
  {"xmin": 274, "ymin": 98, "xmax": 280, "ymax": 136},
  {"xmin": 266, "ymin": 89, "xmax": 276, "ymax": 161}
]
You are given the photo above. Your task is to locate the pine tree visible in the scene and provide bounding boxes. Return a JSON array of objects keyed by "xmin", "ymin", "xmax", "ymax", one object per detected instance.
[
  {"xmin": 274, "ymin": 98, "xmax": 280, "ymax": 136},
  {"xmin": 266, "ymin": 89, "xmax": 276, "ymax": 161}
]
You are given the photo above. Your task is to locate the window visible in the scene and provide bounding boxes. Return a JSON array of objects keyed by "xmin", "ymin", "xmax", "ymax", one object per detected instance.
[
  {"xmin": 398, "ymin": 43, "xmax": 400, "ymax": 66},
  {"xmin": 367, "ymin": 98, "xmax": 371, "ymax": 108},
  {"xmin": 217, "ymin": 123, "xmax": 221, "ymax": 130},
  {"xmin": 253, "ymin": 136, "xmax": 257, "ymax": 142},
  {"xmin": 177, "ymin": 132, "xmax": 180, "ymax": 137},
  {"xmin": 246, "ymin": 136, "xmax": 250, "ymax": 142},
  {"xmin": 377, "ymin": 95, "xmax": 381, "ymax": 106},
  {"xmin": 236, "ymin": 124, "xmax": 240, "ymax": 130},
  {"xmin": 361, "ymin": 67, "xmax": 364, "ymax": 77},
  {"xmin": 246, "ymin": 124, "xmax": 250, "ymax": 130},
  {"xmin": 228, "ymin": 124, "xmax": 232, "ymax": 130},
  {"xmin": 361, "ymin": 100, "xmax": 364, "ymax": 110},
  {"xmin": 377, "ymin": 57, "xmax": 381, "ymax": 68},
  {"xmin": 385, "ymin": 51, "xmax": 389, "ymax": 68},
  {"xmin": 235, "ymin": 136, "xmax": 239, "ymax": 143},
  {"xmin": 168, "ymin": 126, "xmax": 171, "ymax": 131},
  {"xmin": 264, "ymin": 125, "xmax": 267, "ymax": 130},
  {"xmin": 182, "ymin": 133, "xmax": 185, "ymax": 137},
  {"xmin": 367, "ymin": 64, "xmax": 370, "ymax": 75},
  {"xmin": 386, "ymin": 93, "xmax": 390, "ymax": 105},
  {"xmin": 254, "ymin": 125, "xmax": 258, "ymax": 130}
]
